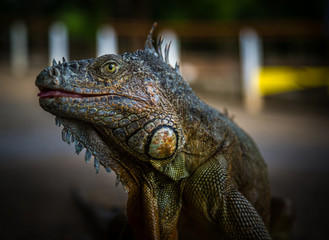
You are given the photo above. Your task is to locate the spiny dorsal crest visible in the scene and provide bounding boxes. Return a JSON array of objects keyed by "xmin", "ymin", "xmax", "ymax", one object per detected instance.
[
  {"xmin": 144, "ymin": 22, "xmax": 157, "ymax": 52},
  {"xmin": 144, "ymin": 23, "xmax": 181, "ymax": 74}
]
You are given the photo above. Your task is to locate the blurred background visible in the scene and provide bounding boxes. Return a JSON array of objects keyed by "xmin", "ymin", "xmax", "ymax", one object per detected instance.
[{"xmin": 0, "ymin": 0, "xmax": 329, "ymax": 239}]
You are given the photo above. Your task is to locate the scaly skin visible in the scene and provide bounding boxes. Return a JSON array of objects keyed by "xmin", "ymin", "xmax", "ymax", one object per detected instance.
[{"xmin": 36, "ymin": 24, "xmax": 271, "ymax": 240}]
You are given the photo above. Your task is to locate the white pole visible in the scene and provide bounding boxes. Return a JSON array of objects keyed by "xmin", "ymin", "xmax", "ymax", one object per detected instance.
[
  {"xmin": 10, "ymin": 21, "xmax": 28, "ymax": 76},
  {"xmin": 239, "ymin": 28, "xmax": 263, "ymax": 114},
  {"xmin": 49, "ymin": 22, "xmax": 69, "ymax": 65},
  {"xmin": 96, "ymin": 25, "xmax": 118, "ymax": 56},
  {"xmin": 158, "ymin": 29, "xmax": 180, "ymax": 67}
]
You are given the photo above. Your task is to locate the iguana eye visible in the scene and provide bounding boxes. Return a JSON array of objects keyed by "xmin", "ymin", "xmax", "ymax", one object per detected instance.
[{"xmin": 102, "ymin": 61, "xmax": 118, "ymax": 74}]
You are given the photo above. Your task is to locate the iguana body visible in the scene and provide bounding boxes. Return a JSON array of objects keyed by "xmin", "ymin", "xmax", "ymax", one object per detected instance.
[{"xmin": 36, "ymin": 24, "xmax": 271, "ymax": 239}]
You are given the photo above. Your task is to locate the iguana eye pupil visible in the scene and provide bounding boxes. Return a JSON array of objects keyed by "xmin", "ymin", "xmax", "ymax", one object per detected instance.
[
  {"xmin": 101, "ymin": 61, "xmax": 118, "ymax": 75},
  {"xmin": 106, "ymin": 63, "xmax": 117, "ymax": 73}
]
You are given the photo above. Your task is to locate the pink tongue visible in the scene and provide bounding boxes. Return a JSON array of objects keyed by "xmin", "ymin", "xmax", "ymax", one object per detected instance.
[{"xmin": 38, "ymin": 90, "xmax": 82, "ymax": 98}]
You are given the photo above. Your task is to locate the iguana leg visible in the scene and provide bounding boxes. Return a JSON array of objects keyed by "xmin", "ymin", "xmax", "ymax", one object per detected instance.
[
  {"xmin": 183, "ymin": 155, "xmax": 271, "ymax": 240},
  {"xmin": 127, "ymin": 172, "xmax": 183, "ymax": 240}
]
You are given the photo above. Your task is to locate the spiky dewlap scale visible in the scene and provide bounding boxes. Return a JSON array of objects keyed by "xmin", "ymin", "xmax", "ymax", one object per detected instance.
[
  {"xmin": 55, "ymin": 117, "xmax": 128, "ymax": 194},
  {"xmin": 56, "ymin": 117, "xmax": 110, "ymax": 174}
]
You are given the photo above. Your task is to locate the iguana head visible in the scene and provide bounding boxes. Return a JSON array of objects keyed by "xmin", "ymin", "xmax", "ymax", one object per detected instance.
[{"xmin": 35, "ymin": 24, "xmax": 189, "ymax": 188}]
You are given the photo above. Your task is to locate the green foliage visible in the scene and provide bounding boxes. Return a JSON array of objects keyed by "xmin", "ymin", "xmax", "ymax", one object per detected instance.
[
  {"xmin": 55, "ymin": 0, "xmax": 113, "ymax": 41},
  {"xmin": 58, "ymin": 9, "xmax": 94, "ymax": 38}
]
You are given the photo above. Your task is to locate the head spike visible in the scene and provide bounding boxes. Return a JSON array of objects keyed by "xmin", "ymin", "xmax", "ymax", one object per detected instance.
[
  {"xmin": 175, "ymin": 62, "xmax": 180, "ymax": 74},
  {"xmin": 62, "ymin": 57, "xmax": 66, "ymax": 63},
  {"xmin": 52, "ymin": 59, "xmax": 58, "ymax": 66},
  {"xmin": 157, "ymin": 36, "xmax": 164, "ymax": 60},
  {"xmin": 144, "ymin": 22, "xmax": 158, "ymax": 52},
  {"xmin": 164, "ymin": 41, "xmax": 172, "ymax": 64}
]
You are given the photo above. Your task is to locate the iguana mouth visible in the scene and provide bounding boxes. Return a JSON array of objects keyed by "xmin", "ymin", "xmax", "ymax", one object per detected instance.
[
  {"xmin": 37, "ymin": 88, "xmax": 110, "ymax": 98},
  {"xmin": 37, "ymin": 87, "xmax": 148, "ymax": 102}
]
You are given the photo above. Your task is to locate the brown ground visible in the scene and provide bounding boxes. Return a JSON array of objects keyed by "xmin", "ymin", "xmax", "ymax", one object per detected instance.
[{"xmin": 0, "ymin": 66, "xmax": 328, "ymax": 239}]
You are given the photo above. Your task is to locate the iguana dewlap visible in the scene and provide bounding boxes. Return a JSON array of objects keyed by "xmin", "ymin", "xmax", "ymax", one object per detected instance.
[{"xmin": 36, "ymin": 24, "xmax": 271, "ymax": 240}]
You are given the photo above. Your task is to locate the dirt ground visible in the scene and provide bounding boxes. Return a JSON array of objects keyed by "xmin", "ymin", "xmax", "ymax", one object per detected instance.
[{"xmin": 0, "ymin": 66, "xmax": 329, "ymax": 239}]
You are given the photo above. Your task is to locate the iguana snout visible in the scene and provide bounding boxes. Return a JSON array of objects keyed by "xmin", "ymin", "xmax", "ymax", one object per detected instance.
[{"xmin": 36, "ymin": 58, "xmax": 94, "ymax": 93}]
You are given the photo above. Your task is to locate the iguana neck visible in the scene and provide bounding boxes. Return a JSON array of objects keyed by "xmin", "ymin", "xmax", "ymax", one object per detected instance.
[{"xmin": 139, "ymin": 51, "xmax": 228, "ymax": 172}]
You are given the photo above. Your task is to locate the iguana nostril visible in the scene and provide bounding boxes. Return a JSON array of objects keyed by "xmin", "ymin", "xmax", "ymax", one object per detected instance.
[
  {"xmin": 47, "ymin": 68, "xmax": 52, "ymax": 77},
  {"xmin": 48, "ymin": 67, "xmax": 60, "ymax": 77}
]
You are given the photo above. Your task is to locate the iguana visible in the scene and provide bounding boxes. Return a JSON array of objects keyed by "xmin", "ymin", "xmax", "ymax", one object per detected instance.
[{"xmin": 35, "ymin": 24, "xmax": 272, "ymax": 240}]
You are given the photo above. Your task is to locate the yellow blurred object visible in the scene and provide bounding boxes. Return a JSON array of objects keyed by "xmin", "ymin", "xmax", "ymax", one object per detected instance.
[{"xmin": 259, "ymin": 67, "xmax": 329, "ymax": 95}]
